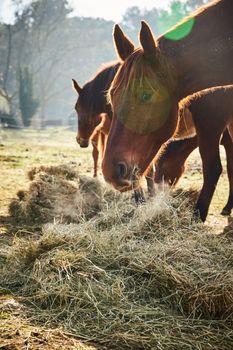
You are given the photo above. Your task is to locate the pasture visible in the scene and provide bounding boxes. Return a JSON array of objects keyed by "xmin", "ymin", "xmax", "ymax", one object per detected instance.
[{"xmin": 0, "ymin": 128, "xmax": 232, "ymax": 349}]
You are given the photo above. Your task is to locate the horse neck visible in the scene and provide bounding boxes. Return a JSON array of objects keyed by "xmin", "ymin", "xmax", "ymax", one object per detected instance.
[
  {"xmin": 91, "ymin": 63, "xmax": 119, "ymax": 114},
  {"xmin": 158, "ymin": 0, "xmax": 233, "ymax": 99}
]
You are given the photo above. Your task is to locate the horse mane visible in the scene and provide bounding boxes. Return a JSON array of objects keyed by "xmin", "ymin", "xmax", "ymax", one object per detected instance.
[
  {"xmin": 108, "ymin": 48, "xmax": 177, "ymax": 110},
  {"xmin": 79, "ymin": 61, "xmax": 120, "ymax": 114}
]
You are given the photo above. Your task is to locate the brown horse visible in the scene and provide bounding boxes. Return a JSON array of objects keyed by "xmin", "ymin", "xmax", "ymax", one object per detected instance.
[
  {"xmin": 154, "ymin": 134, "xmax": 198, "ymax": 187},
  {"xmin": 72, "ymin": 62, "xmax": 155, "ymax": 198},
  {"xmin": 72, "ymin": 63, "xmax": 119, "ymax": 177},
  {"xmin": 72, "ymin": 62, "xmax": 120, "ymax": 148},
  {"xmin": 155, "ymin": 85, "xmax": 233, "ymax": 215},
  {"xmin": 102, "ymin": 0, "xmax": 233, "ymax": 221},
  {"xmin": 154, "ymin": 108, "xmax": 196, "ymax": 185},
  {"xmin": 154, "ymin": 128, "xmax": 233, "ymax": 216}
]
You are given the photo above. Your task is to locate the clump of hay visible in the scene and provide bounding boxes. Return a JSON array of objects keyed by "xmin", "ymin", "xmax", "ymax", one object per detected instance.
[
  {"xmin": 9, "ymin": 164, "xmax": 105, "ymax": 224},
  {"xmin": 2, "ymin": 190, "xmax": 233, "ymax": 349},
  {"xmin": 27, "ymin": 164, "xmax": 79, "ymax": 181}
]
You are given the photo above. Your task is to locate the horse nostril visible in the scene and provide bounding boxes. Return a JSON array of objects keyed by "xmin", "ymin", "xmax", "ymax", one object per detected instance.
[
  {"xmin": 116, "ymin": 162, "xmax": 128, "ymax": 179},
  {"xmin": 77, "ymin": 136, "xmax": 89, "ymax": 147}
]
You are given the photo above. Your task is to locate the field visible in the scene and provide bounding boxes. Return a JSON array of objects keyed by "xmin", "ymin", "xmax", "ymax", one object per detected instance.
[{"xmin": 0, "ymin": 128, "xmax": 232, "ymax": 349}]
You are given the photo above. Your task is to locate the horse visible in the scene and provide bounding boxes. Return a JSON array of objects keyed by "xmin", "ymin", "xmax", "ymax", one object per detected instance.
[
  {"xmin": 154, "ymin": 134, "xmax": 198, "ymax": 187},
  {"xmin": 155, "ymin": 85, "xmax": 233, "ymax": 215},
  {"xmin": 72, "ymin": 63, "xmax": 118, "ymax": 177},
  {"xmin": 72, "ymin": 62, "xmax": 120, "ymax": 148},
  {"xmin": 72, "ymin": 62, "xmax": 156, "ymax": 198},
  {"xmin": 102, "ymin": 0, "xmax": 233, "ymax": 221},
  {"xmin": 154, "ymin": 128, "xmax": 233, "ymax": 216},
  {"xmin": 153, "ymin": 107, "xmax": 196, "ymax": 186}
]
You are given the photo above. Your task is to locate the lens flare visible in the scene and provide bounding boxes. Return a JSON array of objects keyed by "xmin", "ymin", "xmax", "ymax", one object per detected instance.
[{"xmin": 164, "ymin": 17, "xmax": 195, "ymax": 41}]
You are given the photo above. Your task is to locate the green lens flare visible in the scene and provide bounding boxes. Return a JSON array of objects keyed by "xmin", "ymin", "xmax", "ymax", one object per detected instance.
[
  {"xmin": 118, "ymin": 85, "xmax": 172, "ymax": 135},
  {"xmin": 164, "ymin": 17, "xmax": 195, "ymax": 41}
]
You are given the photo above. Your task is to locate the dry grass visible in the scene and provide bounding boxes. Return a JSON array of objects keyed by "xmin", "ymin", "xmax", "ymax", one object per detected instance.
[
  {"xmin": 9, "ymin": 164, "xmax": 112, "ymax": 225},
  {"xmin": 2, "ymin": 181, "xmax": 233, "ymax": 349},
  {"xmin": 0, "ymin": 309, "xmax": 96, "ymax": 350},
  {"xmin": 1, "ymin": 129, "xmax": 233, "ymax": 349}
]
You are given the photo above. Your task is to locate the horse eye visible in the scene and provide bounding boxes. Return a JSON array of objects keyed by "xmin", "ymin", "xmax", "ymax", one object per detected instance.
[{"xmin": 140, "ymin": 92, "xmax": 152, "ymax": 103}]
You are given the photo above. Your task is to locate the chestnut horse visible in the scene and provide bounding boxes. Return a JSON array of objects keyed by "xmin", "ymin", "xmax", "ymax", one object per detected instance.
[
  {"xmin": 72, "ymin": 62, "xmax": 155, "ymax": 198},
  {"xmin": 155, "ymin": 86, "xmax": 233, "ymax": 217},
  {"xmin": 72, "ymin": 63, "xmax": 119, "ymax": 177},
  {"xmin": 72, "ymin": 62, "xmax": 120, "ymax": 148},
  {"xmin": 102, "ymin": 0, "xmax": 233, "ymax": 221},
  {"xmin": 154, "ymin": 129, "xmax": 233, "ymax": 215}
]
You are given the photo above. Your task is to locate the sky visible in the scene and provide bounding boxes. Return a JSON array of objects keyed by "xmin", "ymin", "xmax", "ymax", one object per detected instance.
[
  {"xmin": 68, "ymin": 0, "xmax": 171, "ymax": 21},
  {"xmin": 0, "ymin": 0, "xmax": 172, "ymax": 24}
]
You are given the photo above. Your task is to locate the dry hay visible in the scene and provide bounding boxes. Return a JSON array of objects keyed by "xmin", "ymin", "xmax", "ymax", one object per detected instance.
[
  {"xmin": 0, "ymin": 311, "xmax": 96, "ymax": 350},
  {"xmin": 2, "ymin": 189, "xmax": 233, "ymax": 349},
  {"xmin": 9, "ymin": 164, "xmax": 116, "ymax": 225}
]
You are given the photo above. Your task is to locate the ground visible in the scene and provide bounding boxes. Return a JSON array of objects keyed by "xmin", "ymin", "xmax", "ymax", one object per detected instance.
[
  {"xmin": 0, "ymin": 128, "xmax": 99, "ymax": 350},
  {"xmin": 0, "ymin": 127, "xmax": 231, "ymax": 349}
]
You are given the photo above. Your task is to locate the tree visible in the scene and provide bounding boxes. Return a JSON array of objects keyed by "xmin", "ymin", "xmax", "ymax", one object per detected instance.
[
  {"xmin": 122, "ymin": 6, "xmax": 160, "ymax": 40},
  {"xmin": 158, "ymin": 1, "xmax": 189, "ymax": 34},
  {"xmin": 157, "ymin": 0, "xmax": 210, "ymax": 34},
  {"xmin": 19, "ymin": 66, "xmax": 39, "ymax": 127},
  {"xmin": 122, "ymin": 6, "xmax": 143, "ymax": 31},
  {"xmin": 186, "ymin": 0, "xmax": 209, "ymax": 11}
]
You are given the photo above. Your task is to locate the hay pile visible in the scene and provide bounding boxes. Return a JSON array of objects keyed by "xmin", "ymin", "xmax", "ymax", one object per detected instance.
[
  {"xmin": 2, "ymin": 188, "xmax": 233, "ymax": 349},
  {"xmin": 9, "ymin": 164, "xmax": 114, "ymax": 224}
]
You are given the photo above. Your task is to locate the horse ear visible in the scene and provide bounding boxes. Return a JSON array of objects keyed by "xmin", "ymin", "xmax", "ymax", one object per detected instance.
[
  {"xmin": 72, "ymin": 79, "xmax": 82, "ymax": 94},
  {"xmin": 113, "ymin": 24, "xmax": 135, "ymax": 61},
  {"xmin": 139, "ymin": 21, "xmax": 158, "ymax": 58}
]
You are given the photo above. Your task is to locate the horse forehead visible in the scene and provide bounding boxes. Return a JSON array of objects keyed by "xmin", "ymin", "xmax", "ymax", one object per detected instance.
[
  {"xmin": 77, "ymin": 108, "xmax": 96, "ymax": 124},
  {"xmin": 114, "ymin": 67, "xmax": 160, "ymax": 97},
  {"xmin": 75, "ymin": 99, "xmax": 87, "ymax": 115},
  {"xmin": 112, "ymin": 52, "xmax": 145, "ymax": 85}
]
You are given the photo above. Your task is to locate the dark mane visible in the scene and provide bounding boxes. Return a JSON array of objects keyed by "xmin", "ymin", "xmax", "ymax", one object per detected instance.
[{"xmin": 79, "ymin": 62, "xmax": 120, "ymax": 115}]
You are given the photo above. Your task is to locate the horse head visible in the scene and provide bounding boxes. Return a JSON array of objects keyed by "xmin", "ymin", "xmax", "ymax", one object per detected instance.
[
  {"xmin": 72, "ymin": 79, "xmax": 102, "ymax": 147},
  {"xmin": 102, "ymin": 22, "xmax": 179, "ymax": 191}
]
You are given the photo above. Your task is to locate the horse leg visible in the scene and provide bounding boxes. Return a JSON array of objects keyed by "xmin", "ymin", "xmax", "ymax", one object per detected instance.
[
  {"xmin": 145, "ymin": 163, "xmax": 156, "ymax": 197},
  {"xmin": 99, "ymin": 132, "xmax": 106, "ymax": 160},
  {"xmin": 92, "ymin": 142, "xmax": 99, "ymax": 177},
  {"xmin": 194, "ymin": 130, "xmax": 223, "ymax": 222},
  {"xmin": 221, "ymin": 129, "xmax": 233, "ymax": 215}
]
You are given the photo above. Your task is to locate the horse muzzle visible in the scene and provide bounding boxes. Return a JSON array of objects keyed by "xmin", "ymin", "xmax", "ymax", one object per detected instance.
[
  {"xmin": 103, "ymin": 160, "xmax": 141, "ymax": 192},
  {"xmin": 76, "ymin": 136, "xmax": 89, "ymax": 148}
]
